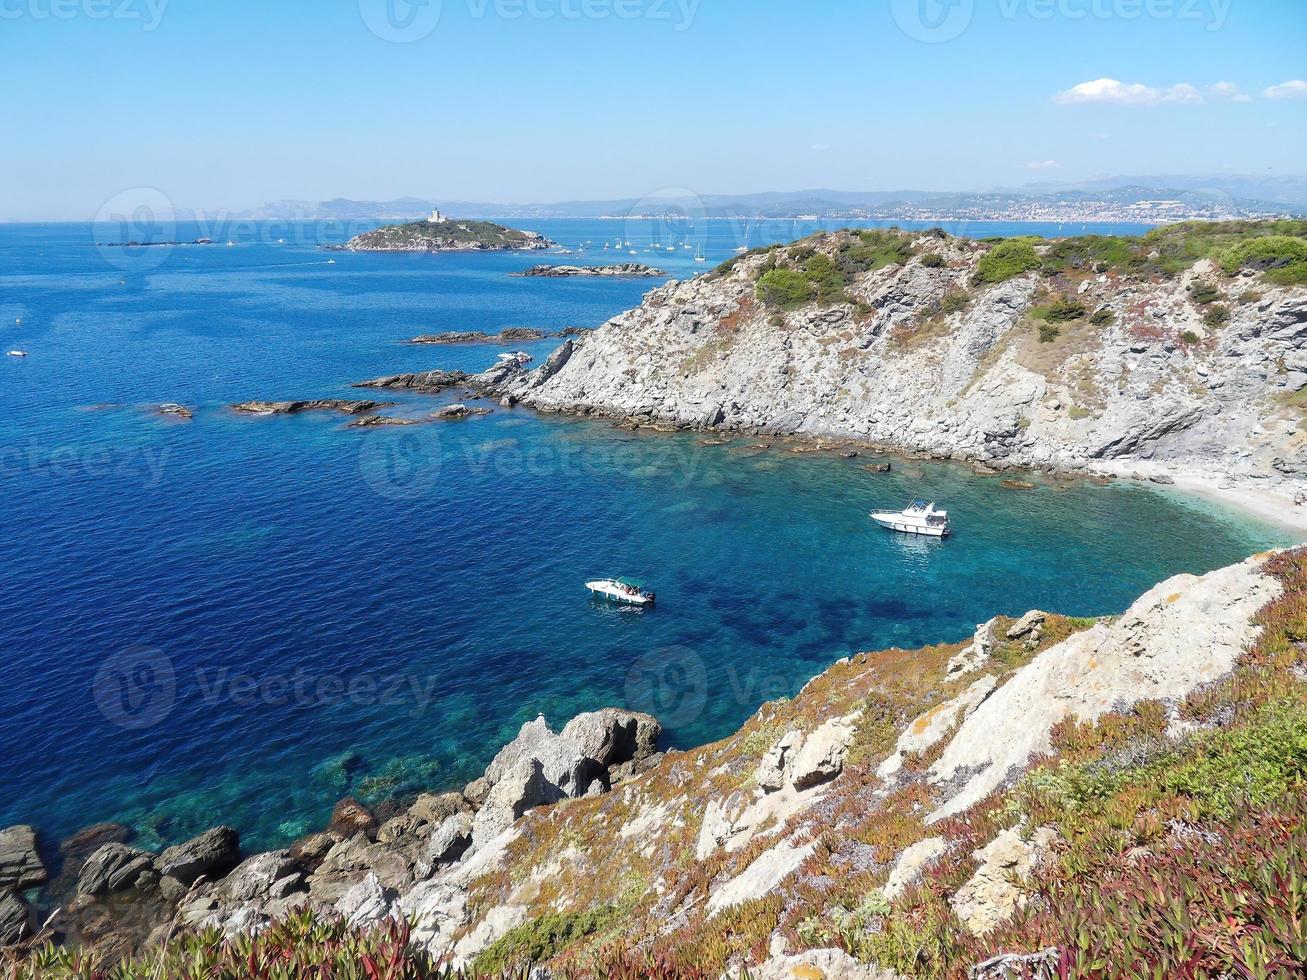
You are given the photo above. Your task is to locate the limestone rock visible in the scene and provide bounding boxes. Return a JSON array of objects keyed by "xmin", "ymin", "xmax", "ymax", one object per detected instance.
[
  {"xmin": 335, "ymin": 872, "xmax": 394, "ymax": 929},
  {"xmin": 1005, "ymin": 610, "xmax": 1047, "ymax": 640},
  {"xmin": 755, "ymin": 731, "xmax": 803, "ymax": 792},
  {"xmin": 0, "ymin": 826, "xmax": 45, "ymax": 890},
  {"xmin": 929, "ymin": 554, "xmax": 1280, "ymax": 821},
  {"xmin": 707, "ymin": 837, "xmax": 816, "ymax": 917},
  {"xmin": 423, "ymin": 812, "xmax": 474, "ymax": 870},
  {"xmin": 883, "ymin": 837, "xmax": 948, "ymax": 900},
  {"xmin": 748, "ymin": 948, "xmax": 900, "ymax": 979},
  {"xmin": 947, "ymin": 619, "xmax": 998, "ymax": 676},
  {"xmin": 952, "ymin": 828, "xmax": 1057, "ymax": 935},
  {"xmin": 878, "ymin": 675, "xmax": 996, "ymax": 781},
  {"xmin": 156, "ymin": 826, "xmax": 240, "ymax": 886},
  {"xmin": 216, "ymin": 850, "xmax": 303, "ymax": 905},
  {"xmin": 789, "ymin": 715, "xmax": 858, "ymax": 789},
  {"xmin": 559, "ymin": 708, "xmax": 661, "ymax": 767}
]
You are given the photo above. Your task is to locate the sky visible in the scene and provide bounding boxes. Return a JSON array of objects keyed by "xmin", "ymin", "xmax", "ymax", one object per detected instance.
[{"xmin": 1, "ymin": 0, "xmax": 1304, "ymax": 220}]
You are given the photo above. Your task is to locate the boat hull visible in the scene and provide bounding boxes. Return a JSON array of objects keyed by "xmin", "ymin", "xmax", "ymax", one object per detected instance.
[{"xmin": 871, "ymin": 516, "xmax": 949, "ymax": 537}]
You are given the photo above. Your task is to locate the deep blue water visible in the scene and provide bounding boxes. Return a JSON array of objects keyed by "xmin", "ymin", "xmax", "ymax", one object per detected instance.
[{"xmin": 0, "ymin": 217, "xmax": 1292, "ymax": 855}]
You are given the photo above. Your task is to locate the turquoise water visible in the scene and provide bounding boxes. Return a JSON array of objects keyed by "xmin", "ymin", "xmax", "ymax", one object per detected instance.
[{"xmin": 0, "ymin": 218, "xmax": 1292, "ymax": 854}]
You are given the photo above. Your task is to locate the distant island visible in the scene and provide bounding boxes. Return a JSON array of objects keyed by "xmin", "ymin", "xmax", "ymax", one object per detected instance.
[
  {"xmin": 336, "ymin": 211, "xmax": 552, "ymax": 253},
  {"xmin": 516, "ymin": 263, "xmax": 665, "ymax": 278}
]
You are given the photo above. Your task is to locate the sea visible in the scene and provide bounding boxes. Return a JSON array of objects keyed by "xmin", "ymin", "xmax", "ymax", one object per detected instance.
[{"xmin": 0, "ymin": 216, "xmax": 1295, "ymax": 855}]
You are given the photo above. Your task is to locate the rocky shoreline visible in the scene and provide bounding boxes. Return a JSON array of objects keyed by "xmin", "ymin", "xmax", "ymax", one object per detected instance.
[
  {"xmin": 6, "ymin": 548, "xmax": 1303, "ymax": 976},
  {"xmin": 335, "ymin": 219, "xmax": 552, "ymax": 253},
  {"xmin": 514, "ymin": 263, "xmax": 665, "ymax": 278},
  {"xmin": 0, "ymin": 709, "xmax": 663, "ymax": 958}
]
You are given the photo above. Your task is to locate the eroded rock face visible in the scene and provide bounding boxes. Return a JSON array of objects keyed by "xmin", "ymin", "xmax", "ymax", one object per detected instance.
[
  {"xmin": 928, "ymin": 553, "xmax": 1282, "ymax": 821},
  {"xmin": 877, "ymin": 675, "xmax": 997, "ymax": 781},
  {"xmin": 0, "ymin": 826, "xmax": 45, "ymax": 890},
  {"xmin": 0, "ymin": 889, "xmax": 31, "ymax": 947},
  {"xmin": 77, "ymin": 844, "xmax": 156, "ymax": 896},
  {"xmin": 559, "ymin": 708, "xmax": 661, "ymax": 767},
  {"xmin": 156, "ymin": 826, "xmax": 240, "ymax": 886},
  {"xmin": 750, "ymin": 948, "xmax": 901, "ymax": 980},
  {"xmin": 483, "ymin": 236, "xmax": 1306, "ymax": 500},
  {"xmin": 951, "ymin": 828, "xmax": 1058, "ymax": 935},
  {"xmin": 883, "ymin": 836, "xmax": 948, "ymax": 900}
]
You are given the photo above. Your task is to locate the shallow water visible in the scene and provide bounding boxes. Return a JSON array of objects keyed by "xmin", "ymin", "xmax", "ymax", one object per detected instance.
[{"xmin": 0, "ymin": 218, "xmax": 1292, "ymax": 853}]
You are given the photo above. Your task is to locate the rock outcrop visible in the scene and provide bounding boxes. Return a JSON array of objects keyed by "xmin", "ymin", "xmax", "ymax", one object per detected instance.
[
  {"xmin": 516, "ymin": 263, "xmax": 665, "ymax": 278},
  {"xmin": 231, "ymin": 399, "xmax": 393, "ymax": 416},
  {"xmin": 473, "ymin": 232, "xmax": 1306, "ymax": 500},
  {"xmin": 0, "ymin": 826, "xmax": 45, "ymax": 891}
]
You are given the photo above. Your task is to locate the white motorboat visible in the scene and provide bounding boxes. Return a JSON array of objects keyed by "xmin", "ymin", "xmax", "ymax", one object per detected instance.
[
  {"xmin": 870, "ymin": 498, "xmax": 951, "ymax": 537},
  {"xmin": 7, "ymin": 350, "xmax": 28, "ymax": 357},
  {"xmin": 586, "ymin": 578, "xmax": 656, "ymax": 607}
]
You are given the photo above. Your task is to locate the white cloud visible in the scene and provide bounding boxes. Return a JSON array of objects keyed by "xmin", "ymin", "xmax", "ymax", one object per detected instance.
[
  {"xmin": 1208, "ymin": 81, "xmax": 1252, "ymax": 102},
  {"xmin": 1264, "ymin": 80, "xmax": 1307, "ymax": 100},
  {"xmin": 1053, "ymin": 78, "xmax": 1205, "ymax": 107},
  {"xmin": 811, "ymin": 143, "xmax": 831, "ymax": 152},
  {"xmin": 1022, "ymin": 160, "xmax": 1061, "ymax": 170}
]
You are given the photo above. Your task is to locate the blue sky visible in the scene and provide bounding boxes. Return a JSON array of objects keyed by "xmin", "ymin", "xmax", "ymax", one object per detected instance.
[{"xmin": 1, "ymin": 0, "xmax": 1304, "ymax": 219}]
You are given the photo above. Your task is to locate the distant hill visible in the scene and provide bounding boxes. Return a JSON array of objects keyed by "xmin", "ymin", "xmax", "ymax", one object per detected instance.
[{"xmin": 232, "ymin": 175, "xmax": 1307, "ymax": 224}]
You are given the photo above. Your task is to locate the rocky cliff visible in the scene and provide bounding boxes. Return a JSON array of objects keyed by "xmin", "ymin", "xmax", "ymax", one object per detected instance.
[
  {"xmin": 11, "ymin": 548, "xmax": 1305, "ymax": 978},
  {"xmin": 488, "ymin": 225, "xmax": 1307, "ymax": 506}
]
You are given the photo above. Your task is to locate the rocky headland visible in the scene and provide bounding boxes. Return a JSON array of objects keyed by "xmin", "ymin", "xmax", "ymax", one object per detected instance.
[
  {"xmin": 230, "ymin": 399, "xmax": 394, "ymax": 416},
  {"xmin": 466, "ymin": 222, "xmax": 1307, "ymax": 527},
  {"xmin": 337, "ymin": 219, "xmax": 552, "ymax": 253},
  {"xmin": 515, "ymin": 264, "xmax": 666, "ymax": 278},
  {"xmin": 409, "ymin": 328, "xmax": 549, "ymax": 345},
  {"xmin": 5, "ymin": 548, "xmax": 1305, "ymax": 977}
]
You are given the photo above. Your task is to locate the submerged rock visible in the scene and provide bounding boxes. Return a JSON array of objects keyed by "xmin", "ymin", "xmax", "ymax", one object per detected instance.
[{"xmin": 231, "ymin": 399, "xmax": 393, "ymax": 416}]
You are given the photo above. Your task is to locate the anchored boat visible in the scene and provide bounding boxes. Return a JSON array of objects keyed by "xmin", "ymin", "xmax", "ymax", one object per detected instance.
[
  {"xmin": 870, "ymin": 498, "xmax": 951, "ymax": 538},
  {"xmin": 586, "ymin": 578, "xmax": 656, "ymax": 607}
]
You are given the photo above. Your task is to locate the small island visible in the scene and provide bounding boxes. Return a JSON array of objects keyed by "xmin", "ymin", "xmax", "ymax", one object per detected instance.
[
  {"xmin": 515, "ymin": 263, "xmax": 665, "ymax": 278},
  {"xmin": 336, "ymin": 210, "xmax": 552, "ymax": 253}
]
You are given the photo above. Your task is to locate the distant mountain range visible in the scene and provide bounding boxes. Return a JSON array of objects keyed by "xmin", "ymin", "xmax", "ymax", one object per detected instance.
[{"xmin": 220, "ymin": 175, "xmax": 1307, "ymax": 224}]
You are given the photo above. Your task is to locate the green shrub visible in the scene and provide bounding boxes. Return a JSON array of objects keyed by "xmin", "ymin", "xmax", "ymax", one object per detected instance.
[
  {"xmin": 1203, "ymin": 304, "xmax": 1231, "ymax": 328},
  {"xmin": 1031, "ymin": 295, "xmax": 1086, "ymax": 322},
  {"xmin": 756, "ymin": 267, "xmax": 813, "ymax": 310},
  {"xmin": 976, "ymin": 240, "xmax": 1042, "ymax": 283},
  {"xmin": 804, "ymin": 253, "xmax": 850, "ymax": 306},
  {"xmin": 1089, "ymin": 306, "xmax": 1116, "ymax": 326},
  {"xmin": 1181, "ymin": 330, "xmax": 1202, "ymax": 345},
  {"xmin": 475, "ymin": 906, "xmax": 622, "ymax": 974},
  {"xmin": 1038, "ymin": 323, "xmax": 1061, "ymax": 343},
  {"xmin": 939, "ymin": 290, "xmax": 971, "ymax": 316},
  {"xmin": 920, "ymin": 252, "xmax": 945, "ymax": 268},
  {"xmin": 1220, "ymin": 234, "xmax": 1307, "ymax": 285},
  {"xmin": 1188, "ymin": 281, "xmax": 1222, "ymax": 305}
]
